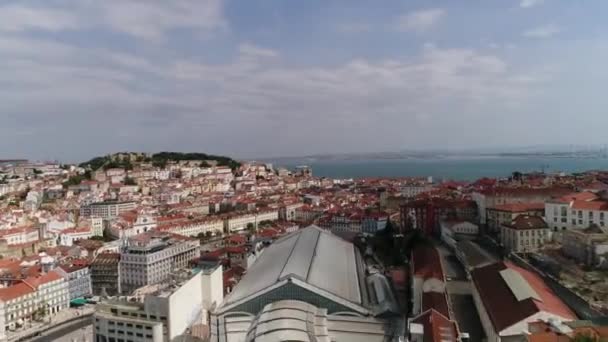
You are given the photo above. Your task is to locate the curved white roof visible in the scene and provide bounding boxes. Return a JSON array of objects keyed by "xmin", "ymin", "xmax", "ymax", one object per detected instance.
[{"xmin": 223, "ymin": 226, "xmax": 362, "ymax": 308}]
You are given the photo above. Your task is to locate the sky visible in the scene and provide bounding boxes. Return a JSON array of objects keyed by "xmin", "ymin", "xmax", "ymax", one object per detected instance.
[{"xmin": 2, "ymin": 0, "xmax": 608, "ymax": 162}]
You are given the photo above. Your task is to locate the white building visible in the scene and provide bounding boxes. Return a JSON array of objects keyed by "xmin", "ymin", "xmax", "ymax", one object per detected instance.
[
  {"xmin": 500, "ymin": 215, "xmax": 549, "ymax": 254},
  {"xmin": 80, "ymin": 201, "xmax": 137, "ymax": 219},
  {"xmin": 440, "ymin": 220, "xmax": 479, "ymax": 249},
  {"xmin": 94, "ymin": 270, "xmax": 204, "ymax": 342},
  {"xmin": 0, "ymin": 227, "xmax": 39, "ymax": 245},
  {"xmin": 545, "ymin": 192, "xmax": 608, "ymax": 233},
  {"xmin": 120, "ymin": 232, "xmax": 200, "ymax": 293},
  {"xmin": 157, "ymin": 218, "xmax": 223, "ymax": 237},
  {"xmin": 0, "ymin": 271, "xmax": 70, "ymax": 332},
  {"xmin": 59, "ymin": 226, "xmax": 94, "ymax": 246}
]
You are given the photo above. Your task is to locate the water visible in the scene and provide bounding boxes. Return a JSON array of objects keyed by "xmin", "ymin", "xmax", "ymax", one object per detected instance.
[{"xmin": 273, "ymin": 157, "xmax": 608, "ymax": 181}]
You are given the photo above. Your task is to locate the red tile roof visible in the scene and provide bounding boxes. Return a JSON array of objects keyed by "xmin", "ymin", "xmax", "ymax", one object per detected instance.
[
  {"xmin": 491, "ymin": 202, "xmax": 545, "ymax": 213},
  {"xmin": 503, "ymin": 215, "xmax": 548, "ymax": 230},
  {"xmin": 0, "ymin": 282, "xmax": 34, "ymax": 301},
  {"xmin": 471, "ymin": 262, "xmax": 576, "ymax": 333},
  {"xmin": 571, "ymin": 200, "xmax": 608, "ymax": 211},
  {"xmin": 556, "ymin": 192, "xmax": 599, "ymax": 203},
  {"xmin": 411, "ymin": 309, "xmax": 459, "ymax": 342},
  {"xmin": 411, "ymin": 244, "xmax": 444, "ymax": 280},
  {"xmin": 422, "ymin": 291, "xmax": 450, "ymax": 319}
]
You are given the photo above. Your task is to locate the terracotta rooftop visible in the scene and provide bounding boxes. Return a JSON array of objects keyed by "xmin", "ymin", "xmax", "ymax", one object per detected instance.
[
  {"xmin": 503, "ymin": 215, "xmax": 548, "ymax": 230},
  {"xmin": 411, "ymin": 244, "xmax": 444, "ymax": 280},
  {"xmin": 491, "ymin": 202, "xmax": 545, "ymax": 213}
]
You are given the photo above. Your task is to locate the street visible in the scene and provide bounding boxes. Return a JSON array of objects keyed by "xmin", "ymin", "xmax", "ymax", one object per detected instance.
[
  {"xmin": 26, "ymin": 321, "xmax": 92, "ymax": 342},
  {"xmin": 436, "ymin": 242, "xmax": 486, "ymax": 342}
]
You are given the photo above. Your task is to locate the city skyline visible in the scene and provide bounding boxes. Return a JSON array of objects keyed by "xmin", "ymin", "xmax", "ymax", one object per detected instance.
[{"xmin": 2, "ymin": 0, "xmax": 608, "ymax": 160}]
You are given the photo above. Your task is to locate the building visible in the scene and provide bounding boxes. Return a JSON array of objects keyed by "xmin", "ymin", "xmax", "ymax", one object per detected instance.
[
  {"xmin": 410, "ymin": 244, "xmax": 446, "ymax": 317},
  {"xmin": 561, "ymin": 225, "xmax": 608, "ymax": 268},
  {"xmin": 94, "ymin": 270, "xmax": 204, "ymax": 342},
  {"xmin": 487, "ymin": 203, "xmax": 545, "ymax": 234},
  {"xmin": 210, "ymin": 225, "xmax": 404, "ymax": 342},
  {"xmin": 471, "ymin": 261, "xmax": 577, "ymax": 342},
  {"xmin": 545, "ymin": 192, "xmax": 608, "ymax": 233},
  {"xmin": 119, "ymin": 232, "xmax": 200, "ymax": 293},
  {"xmin": 80, "ymin": 201, "xmax": 137, "ymax": 219},
  {"xmin": 91, "ymin": 253, "xmax": 121, "ymax": 296},
  {"xmin": 500, "ymin": 215, "xmax": 549, "ymax": 254},
  {"xmin": 401, "ymin": 184, "xmax": 434, "ymax": 198},
  {"xmin": 0, "ymin": 227, "xmax": 39, "ymax": 246},
  {"xmin": 0, "ymin": 271, "xmax": 69, "ymax": 332},
  {"xmin": 279, "ymin": 202, "xmax": 303, "ymax": 221},
  {"xmin": 57, "ymin": 264, "xmax": 92, "ymax": 300},
  {"xmin": 223, "ymin": 210, "xmax": 279, "ymax": 233},
  {"xmin": 401, "ymin": 199, "xmax": 478, "ymax": 236},
  {"xmin": 157, "ymin": 218, "xmax": 224, "ymax": 237},
  {"xmin": 473, "ymin": 187, "xmax": 572, "ymax": 226},
  {"xmin": 409, "ymin": 309, "xmax": 460, "ymax": 342},
  {"xmin": 59, "ymin": 226, "xmax": 94, "ymax": 246},
  {"xmin": 440, "ymin": 220, "xmax": 479, "ymax": 249}
]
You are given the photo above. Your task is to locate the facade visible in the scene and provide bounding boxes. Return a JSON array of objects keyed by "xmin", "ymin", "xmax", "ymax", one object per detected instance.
[
  {"xmin": 473, "ymin": 187, "xmax": 572, "ymax": 226},
  {"xmin": 94, "ymin": 270, "xmax": 203, "ymax": 342},
  {"xmin": 561, "ymin": 225, "xmax": 608, "ymax": 268},
  {"xmin": 486, "ymin": 203, "xmax": 545, "ymax": 234},
  {"xmin": 80, "ymin": 201, "xmax": 137, "ymax": 219},
  {"xmin": 91, "ymin": 253, "xmax": 122, "ymax": 296},
  {"xmin": 59, "ymin": 227, "xmax": 94, "ymax": 246},
  {"xmin": 500, "ymin": 215, "xmax": 549, "ymax": 254},
  {"xmin": 440, "ymin": 220, "xmax": 479, "ymax": 249},
  {"xmin": 471, "ymin": 261, "xmax": 576, "ymax": 342},
  {"xmin": 119, "ymin": 232, "xmax": 200, "ymax": 293},
  {"xmin": 0, "ymin": 271, "xmax": 69, "ymax": 332},
  {"xmin": 223, "ymin": 210, "xmax": 280, "ymax": 233},
  {"xmin": 401, "ymin": 199, "xmax": 477, "ymax": 236},
  {"xmin": 279, "ymin": 203, "xmax": 303, "ymax": 221},
  {"xmin": 545, "ymin": 192, "xmax": 608, "ymax": 233},
  {"xmin": 157, "ymin": 218, "xmax": 223, "ymax": 237},
  {"xmin": 401, "ymin": 184, "xmax": 434, "ymax": 198},
  {"xmin": 57, "ymin": 264, "xmax": 93, "ymax": 300},
  {"xmin": 0, "ymin": 227, "xmax": 39, "ymax": 246}
]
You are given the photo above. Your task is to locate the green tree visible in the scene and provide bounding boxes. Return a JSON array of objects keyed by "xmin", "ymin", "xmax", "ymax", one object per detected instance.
[{"xmin": 124, "ymin": 177, "xmax": 137, "ymax": 186}]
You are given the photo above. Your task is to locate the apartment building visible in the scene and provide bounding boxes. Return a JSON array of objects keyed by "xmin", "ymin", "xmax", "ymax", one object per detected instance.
[
  {"xmin": 91, "ymin": 253, "xmax": 122, "ymax": 296},
  {"xmin": 0, "ymin": 227, "xmax": 39, "ymax": 246},
  {"xmin": 544, "ymin": 192, "xmax": 608, "ymax": 232},
  {"xmin": 80, "ymin": 201, "xmax": 137, "ymax": 219},
  {"xmin": 94, "ymin": 271, "xmax": 204, "ymax": 342},
  {"xmin": 59, "ymin": 226, "xmax": 94, "ymax": 246},
  {"xmin": 223, "ymin": 210, "xmax": 279, "ymax": 233},
  {"xmin": 0, "ymin": 271, "xmax": 69, "ymax": 331},
  {"xmin": 500, "ymin": 215, "xmax": 549, "ymax": 254},
  {"xmin": 57, "ymin": 264, "xmax": 92, "ymax": 300},
  {"xmin": 486, "ymin": 203, "xmax": 545, "ymax": 233},
  {"xmin": 119, "ymin": 232, "xmax": 199, "ymax": 294},
  {"xmin": 561, "ymin": 225, "xmax": 608, "ymax": 268},
  {"xmin": 157, "ymin": 218, "xmax": 223, "ymax": 237}
]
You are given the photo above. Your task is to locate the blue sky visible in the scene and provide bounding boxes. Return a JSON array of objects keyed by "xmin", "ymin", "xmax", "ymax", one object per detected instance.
[{"xmin": 1, "ymin": 0, "xmax": 608, "ymax": 161}]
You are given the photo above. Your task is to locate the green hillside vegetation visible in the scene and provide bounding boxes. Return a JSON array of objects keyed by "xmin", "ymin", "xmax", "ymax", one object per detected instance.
[{"xmin": 79, "ymin": 152, "xmax": 240, "ymax": 171}]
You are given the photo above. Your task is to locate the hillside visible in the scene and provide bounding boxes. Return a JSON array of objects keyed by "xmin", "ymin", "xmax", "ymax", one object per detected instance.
[{"xmin": 79, "ymin": 152, "xmax": 241, "ymax": 171}]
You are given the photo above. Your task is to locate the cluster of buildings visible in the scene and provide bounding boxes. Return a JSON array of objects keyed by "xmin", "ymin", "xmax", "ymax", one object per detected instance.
[{"xmin": 0, "ymin": 155, "xmax": 607, "ymax": 341}]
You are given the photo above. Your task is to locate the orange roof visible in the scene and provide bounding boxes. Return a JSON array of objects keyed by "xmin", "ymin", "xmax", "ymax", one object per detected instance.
[
  {"xmin": 571, "ymin": 200, "xmax": 608, "ymax": 211},
  {"xmin": 0, "ymin": 282, "xmax": 35, "ymax": 301},
  {"xmin": 491, "ymin": 202, "xmax": 545, "ymax": 212},
  {"xmin": 411, "ymin": 309, "xmax": 458, "ymax": 342},
  {"xmin": 506, "ymin": 262, "xmax": 576, "ymax": 320},
  {"xmin": 557, "ymin": 192, "xmax": 599, "ymax": 203},
  {"xmin": 23, "ymin": 270, "xmax": 63, "ymax": 288}
]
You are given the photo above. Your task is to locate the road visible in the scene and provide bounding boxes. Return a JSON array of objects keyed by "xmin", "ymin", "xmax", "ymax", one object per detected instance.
[
  {"xmin": 436, "ymin": 242, "xmax": 486, "ymax": 342},
  {"xmin": 25, "ymin": 319, "xmax": 92, "ymax": 342}
]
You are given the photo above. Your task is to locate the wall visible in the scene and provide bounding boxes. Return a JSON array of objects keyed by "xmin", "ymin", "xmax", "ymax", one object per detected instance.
[{"xmin": 168, "ymin": 272, "xmax": 203, "ymax": 340}]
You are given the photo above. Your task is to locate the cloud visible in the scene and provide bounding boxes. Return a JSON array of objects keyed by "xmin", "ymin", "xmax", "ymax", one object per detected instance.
[
  {"xmin": 0, "ymin": 0, "xmax": 226, "ymax": 40},
  {"xmin": 520, "ymin": 0, "xmax": 544, "ymax": 8},
  {"xmin": 336, "ymin": 23, "xmax": 372, "ymax": 34},
  {"xmin": 0, "ymin": 4, "xmax": 82, "ymax": 32},
  {"xmin": 523, "ymin": 24, "xmax": 561, "ymax": 38},
  {"xmin": 396, "ymin": 8, "xmax": 445, "ymax": 32},
  {"xmin": 0, "ymin": 28, "xmax": 545, "ymax": 159}
]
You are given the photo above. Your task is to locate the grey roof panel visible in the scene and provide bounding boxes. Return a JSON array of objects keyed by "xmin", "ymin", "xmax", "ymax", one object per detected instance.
[
  {"xmin": 499, "ymin": 268, "xmax": 542, "ymax": 302},
  {"xmin": 307, "ymin": 232, "xmax": 361, "ymax": 304},
  {"xmin": 279, "ymin": 227, "xmax": 320, "ymax": 281}
]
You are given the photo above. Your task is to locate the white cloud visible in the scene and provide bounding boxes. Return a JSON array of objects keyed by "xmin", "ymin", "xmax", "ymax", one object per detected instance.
[
  {"xmin": 0, "ymin": 29, "xmax": 545, "ymax": 158},
  {"xmin": 0, "ymin": 0, "xmax": 226, "ymax": 40},
  {"xmin": 520, "ymin": 0, "xmax": 544, "ymax": 8},
  {"xmin": 396, "ymin": 8, "xmax": 445, "ymax": 32},
  {"xmin": 523, "ymin": 24, "xmax": 561, "ymax": 38},
  {"xmin": 0, "ymin": 4, "xmax": 82, "ymax": 32}
]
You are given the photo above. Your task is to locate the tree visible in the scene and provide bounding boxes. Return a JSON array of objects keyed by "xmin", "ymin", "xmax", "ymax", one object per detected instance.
[
  {"xmin": 572, "ymin": 333, "xmax": 598, "ymax": 342},
  {"xmin": 247, "ymin": 222, "xmax": 255, "ymax": 234},
  {"xmin": 124, "ymin": 177, "xmax": 137, "ymax": 186},
  {"xmin": 200, "ymin": 161, "xmax": 211, "ymax": 168}
]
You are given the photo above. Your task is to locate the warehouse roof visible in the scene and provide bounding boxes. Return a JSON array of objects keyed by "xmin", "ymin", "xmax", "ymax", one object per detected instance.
[{"xmin": 222, "ymin": 225, "xmax": 363, "ymax": 308}]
